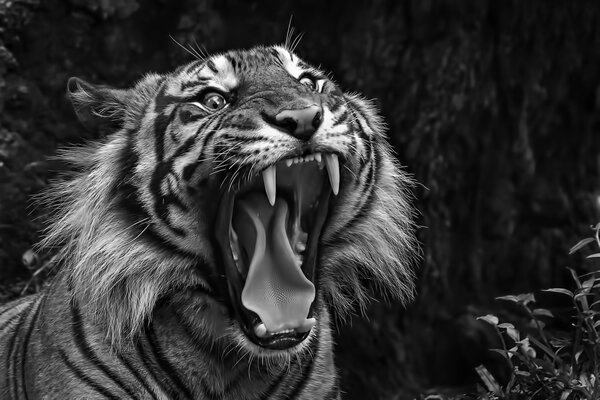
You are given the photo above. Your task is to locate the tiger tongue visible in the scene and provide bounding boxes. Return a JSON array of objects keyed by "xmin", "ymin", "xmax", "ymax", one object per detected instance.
[{"xmin": 235, "ymin": 194, "xmax": 315, "ymax": 333}]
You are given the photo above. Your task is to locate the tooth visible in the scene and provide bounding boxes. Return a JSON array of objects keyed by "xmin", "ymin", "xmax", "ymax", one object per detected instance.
[
  {"xmin": 296, "ymin": 318, "xmax": 316, "ymax": 333},
  {"xmin": 306, "ymin": 154, "xmax": 314, "ymax": 162},
  {"xmin": 285, "ymin": 159, "xmax": 293, "ymax": 167},
  {"xmin": 314, "ymin": 153, "xmax": 322, "ymax": 162},
  {"xmin": 324, "ymin": 154, "xmax": 340, "ymax": 195},
  {"xmin": 296, "ymin": 242, "xmax": 306, "ymax": 253},
  {"xmin": 254, "ymin": 323, "xmax": 267, "ymax": 338},
  {"xmin": 262, "ymin": 166, "xmax": 276, "ymax": 206}
]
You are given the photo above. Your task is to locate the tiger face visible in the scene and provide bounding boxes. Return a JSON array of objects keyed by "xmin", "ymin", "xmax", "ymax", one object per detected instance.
[{"xmin": 64, "ymin": 45, "xmax": 417, "ymax": 356}]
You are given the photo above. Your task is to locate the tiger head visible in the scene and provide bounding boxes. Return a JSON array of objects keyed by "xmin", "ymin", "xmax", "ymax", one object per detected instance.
[{"xmin": 50, "ymin": 45, "xmax": 418, "ymax": 356}]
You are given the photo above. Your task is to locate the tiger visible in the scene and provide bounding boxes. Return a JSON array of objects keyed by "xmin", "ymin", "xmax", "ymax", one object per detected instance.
[{"xmin": 0, "ymin": 44, "xmax": 418, "ymax": 399}]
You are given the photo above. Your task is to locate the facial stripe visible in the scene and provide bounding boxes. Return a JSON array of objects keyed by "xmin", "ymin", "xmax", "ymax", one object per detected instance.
[
  {"xmin": 197, "ymin": 114, "xmax": 225, "ymax": 166},
  {"xmin": 206, "ymin": 59, "xmax": 218, "ymax": 74},
  {"xmin": 183, "ymin": 60, "xmax": 205, "ymax": 74},
  {"xmin": 211, "ymin": 55, "xmax": 238, "ymax": 89},
  {"xmin": 338, "ymin": 142, "xmax": 380, "ymax": 234},
  {"xmin": 180, "ymin": 76, "xmax": 210, "ymax": 91},
  {"xmin": 273, "ymin": 46, "xmax": 305, "ymax": 79},
  {"xmin": 180, "ymin": 116, "xmax": 223, "ymax": 183}
]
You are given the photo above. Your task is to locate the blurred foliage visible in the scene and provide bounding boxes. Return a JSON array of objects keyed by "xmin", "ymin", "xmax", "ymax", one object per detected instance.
[
  {"xmin": 475, "ymin": 224, "xmax": 600, "ymax": 399},
  {"xmin": 1, "ymin": 0, "xmax": 600, "ymax": 398}
]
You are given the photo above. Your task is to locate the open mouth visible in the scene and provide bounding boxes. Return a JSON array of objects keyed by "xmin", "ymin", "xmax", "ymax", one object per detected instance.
[{"xmin": 215, "ymin": 152, "xmax": 339, "ymax": 350}]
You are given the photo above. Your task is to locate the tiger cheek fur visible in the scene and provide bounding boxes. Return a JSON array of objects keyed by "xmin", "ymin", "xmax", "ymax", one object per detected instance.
[{"xmin": 0, "ymin": 45, "xmax": 418, "ymax": 399}]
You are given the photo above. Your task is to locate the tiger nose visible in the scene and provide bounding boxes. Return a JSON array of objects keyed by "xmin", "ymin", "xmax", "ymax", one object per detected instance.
[{"xmin": 274, "ymin": 105, "xmax": 323, "ymax": 140}]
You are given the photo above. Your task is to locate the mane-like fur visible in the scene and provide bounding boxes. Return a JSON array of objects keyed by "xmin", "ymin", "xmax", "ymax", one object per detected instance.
[
  {"xmin": 320, "ymin": 94, "xmax": 419, "ymax": 319},
  {"xmin": 37, "ymin": 138, "xmax": 205, "ymax": 347}
]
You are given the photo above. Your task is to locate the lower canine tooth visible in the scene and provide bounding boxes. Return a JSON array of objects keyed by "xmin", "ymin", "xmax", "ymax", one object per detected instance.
[
  {"xmin": 254, "ymin": 323, "xmax": 267, "ymax": 338},
  {"xmin": 262, "ymin": 166, "xmax": 276, "ymax": 206},
  {"xmin": 324, "ymin": 154, "xmax": 340, "ymax": 195}
]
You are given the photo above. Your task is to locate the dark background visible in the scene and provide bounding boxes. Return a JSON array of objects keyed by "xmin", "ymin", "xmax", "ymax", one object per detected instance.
[{"xmin": 2, "ymin": 0, "xmax": 600, "ymax": 398}]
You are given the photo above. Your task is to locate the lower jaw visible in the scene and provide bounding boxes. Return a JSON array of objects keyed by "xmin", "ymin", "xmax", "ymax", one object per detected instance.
[{"xmin": 214, "ymin": 184, "xmax": 331, "ymax": 350}]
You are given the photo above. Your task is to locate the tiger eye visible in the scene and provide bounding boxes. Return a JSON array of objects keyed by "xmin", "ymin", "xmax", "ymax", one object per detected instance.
[
  {"xmin": 299, "ymin": 75, "xmax": 317, "ymax": 90},
  {"xmin": 202, "ymin": 92, "xmax": 227, "ymax": 111}
]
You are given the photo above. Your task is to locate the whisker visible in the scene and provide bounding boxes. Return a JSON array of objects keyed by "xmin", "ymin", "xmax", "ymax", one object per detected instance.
[{"xmin": 169, "ymin": 35, "xmax": 202, "ymax": 61}]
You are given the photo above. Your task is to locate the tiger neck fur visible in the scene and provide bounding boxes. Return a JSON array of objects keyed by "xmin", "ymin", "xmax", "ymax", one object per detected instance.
[{"xmin": 18, "ymin": 274, "xmax": 339, "ymax": 399}]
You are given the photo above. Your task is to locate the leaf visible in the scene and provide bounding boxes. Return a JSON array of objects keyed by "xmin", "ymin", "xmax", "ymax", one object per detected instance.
[
  {"xmin": 574, "ymin": 286, "xmax": 591, "ymax": 311},
  {"xmin": 477, "ymin": 314, "xmax": 499, "ymax": 326},
  {"xmin": 489, "ymin": 348, "xmax": 514, "ymax": 360},
  {"xmin": 591, "ymin": 299, "xmax": 600, "ymax": 308},
  {"xmin": 475, "ymin": 365, "xmax": 502, "ymax": 395},
  {"xmin": 496, "ymin": 293, "xmax": 535, "ymax": 305},
  {"xmin": 498, "ymin": 323, "xmax": 515, "ymax": 329},
  {"xmin": 496, "ymin": 295, "xmax": 519, "ymax": 303},
  {"xmin": 569, "ymin": 237, "xmax": 595, "ymax": 254},
  {"xmin": 582, "ymin": 277, "xmax": 595, "ymax": 288},
  {"xmin": 574, "ymin": 291, "xmax": 594, "ymax": 300},
  {"xmin": 543, "ymin": 288, "xmax": 574, "ymax": 297},
  {"xmin": 529, "ymin": 336, "xmax": 561, "ymax": 363},
  {"xmin": 514, "ymin": 370, "xmax": 531, "ymax": 376},
  {"xmin": 516, "ymin": 338, "xmax": 536, "ymax": 358},
  {"xmin": 533, "ymin": 308, "xmax": 554, "ymax": 318},
  {"xmin": 569, "ymin": 267, "xmax": 583, "ymax": 288},
  {"xmin": 505, "ymin": 326, "xmax": 519, "ymax": 341},
  {"xmin": 518, "ymin": 293, "xmax": 536, "ymax": 305}
]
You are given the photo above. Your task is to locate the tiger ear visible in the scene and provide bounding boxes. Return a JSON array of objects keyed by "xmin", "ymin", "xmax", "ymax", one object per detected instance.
[{"xmin": 67, "ymin": 77, "xmax": 131, "ymax": 133}]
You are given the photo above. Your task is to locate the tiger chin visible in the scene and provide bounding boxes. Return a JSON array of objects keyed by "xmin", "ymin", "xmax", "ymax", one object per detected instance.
[{"xmin": 0, "ymin": 45, "xmax": 418, "ymax": 399}]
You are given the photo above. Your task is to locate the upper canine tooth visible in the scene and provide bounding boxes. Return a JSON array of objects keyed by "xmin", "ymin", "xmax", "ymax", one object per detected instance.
[
  {"xmin": 314, "ymin": 153, "xmax": 322, "ymax": 163},
  {"xmin": 324, "ymin": 154, "xmax": 340, "ymax": 195},
  {"xmin": 262, "ymin": 166, "xmax": 276, "ymax": 206}
]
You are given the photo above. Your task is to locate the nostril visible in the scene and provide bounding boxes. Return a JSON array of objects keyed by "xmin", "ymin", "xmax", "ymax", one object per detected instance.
[
  {"xmin": 278, "ymin": 117, "xmax": 297, "ymax": 134},
  {"xmin": 312, "ymin": 111, "xmax": 322, "ymax": 129}
]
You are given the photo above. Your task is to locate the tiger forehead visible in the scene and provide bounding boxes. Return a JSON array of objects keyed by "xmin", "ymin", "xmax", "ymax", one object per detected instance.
[{"xmin": 176, "ymin": 46, "xmax": 311, "ymax": 93}]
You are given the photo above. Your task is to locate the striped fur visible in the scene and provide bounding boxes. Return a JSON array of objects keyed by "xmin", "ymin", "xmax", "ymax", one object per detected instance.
[{"xmin": 0, "ymin": 45, "xmax": 418, "ymax": 399}]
